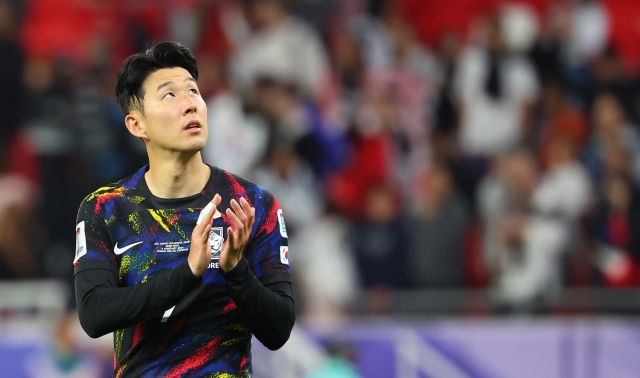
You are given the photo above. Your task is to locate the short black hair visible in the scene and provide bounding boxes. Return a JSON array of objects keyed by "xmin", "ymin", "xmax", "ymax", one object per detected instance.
[{"xmin": 115, "ymin": 41, "xmax": 199, "ymax": 115}]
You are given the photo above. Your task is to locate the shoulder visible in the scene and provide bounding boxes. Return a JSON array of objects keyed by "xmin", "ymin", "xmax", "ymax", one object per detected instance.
[
  {"xmin": 210, "ymin": 167, "xmax": 283, "ymax": 236},
  {"xmin": 209, "ymin": 166, "xmax": 278, "ymax": 204},
  {"xmin": 78, "ymin": 166, "xmax": 147, "ymax": 214}
]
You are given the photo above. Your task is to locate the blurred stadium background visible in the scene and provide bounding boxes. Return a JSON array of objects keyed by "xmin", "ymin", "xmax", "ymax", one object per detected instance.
[{"xmin": 3, "ymin": 0, "xmax": 640, "ymax": 376}]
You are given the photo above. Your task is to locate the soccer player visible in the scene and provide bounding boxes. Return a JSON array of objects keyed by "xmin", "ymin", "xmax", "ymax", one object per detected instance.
[{"xmin": 73, "ymin": 42, "xmax": 294, "ymax": 377}]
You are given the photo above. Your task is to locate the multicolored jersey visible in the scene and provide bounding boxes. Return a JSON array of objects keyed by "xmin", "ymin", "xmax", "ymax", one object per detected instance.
[{"xmin": 73, "ymin": 165, "xmax": 291, "ymax": 377}]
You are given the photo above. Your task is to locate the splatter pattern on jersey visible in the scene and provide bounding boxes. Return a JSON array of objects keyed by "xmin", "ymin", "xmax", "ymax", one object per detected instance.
[{"xmin": 74, "ymin": 165, "xmax": 289, "ymax": 377}]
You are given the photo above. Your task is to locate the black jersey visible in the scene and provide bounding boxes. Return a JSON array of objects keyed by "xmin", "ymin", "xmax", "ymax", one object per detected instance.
[{"xmin": 73, "ymin": 165, "xmax": 294, "ymax": 377}]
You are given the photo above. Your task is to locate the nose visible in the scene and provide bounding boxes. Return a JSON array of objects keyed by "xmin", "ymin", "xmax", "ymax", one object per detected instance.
[{"xmin": 182, "ymin": 94, "xmax": 197, "ymax": 115}]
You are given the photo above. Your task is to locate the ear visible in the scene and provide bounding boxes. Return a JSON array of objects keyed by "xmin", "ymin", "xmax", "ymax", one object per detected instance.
[{"xmin": 124, "ymin": 111, "xmax": 148, "ymax": 140}]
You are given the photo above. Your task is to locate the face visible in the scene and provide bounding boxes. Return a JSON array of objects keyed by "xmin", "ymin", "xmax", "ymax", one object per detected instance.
[
  {"xmin": 425, "ymin": 164, "xmax": 452, "ymax": 205},
  {"xmin": 593, "ymin": 94, "xmax": 623, "ymax": 134},
  {"xmin": 486, "ymin": 21, "xmax": 504, "ymax": 55},
  {"xmin": 126, "ymin": 67, "xmax": 208, "ymax": 154},
  {"xmin": 505, "ymin": 153, "xmax": 538, "ymax": 195},
  {"xmin": 248, "ymin": 0, "xmax": 282, "ymax": 30},
  {"xmin": 364, "ymin": 187, "xmax": 395, "ymax": 223},
  {"xmin": 542, "ymin": 82, "xmax": 563, "ymax": 115}
]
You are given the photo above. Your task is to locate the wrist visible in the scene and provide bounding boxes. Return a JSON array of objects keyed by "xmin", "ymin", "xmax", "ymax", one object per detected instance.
[
  {"xmin": 187, "ymin": 259, "xmax": 204, "ymax": 278},
  {"xmin": 180, "ymin": 261, "xmax": 202, "ymax": 283},
  {"xmin": 220, "ymin": 256, "xmax": 241, "ymax": 273},
  {"xmin": 220, "ymin": 256, "xmax": 249, "ymax": 280}
]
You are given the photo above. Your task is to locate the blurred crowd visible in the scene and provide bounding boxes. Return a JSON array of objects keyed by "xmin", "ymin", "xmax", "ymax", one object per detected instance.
[{"xmin": 3, "ymin": 0, "xmax": 640, "ymax": 323}]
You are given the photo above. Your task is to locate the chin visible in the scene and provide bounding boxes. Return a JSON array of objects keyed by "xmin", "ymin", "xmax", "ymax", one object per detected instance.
[{"xmin": 181, "ymin": 140, "xmax": 207, "ymax": 153}]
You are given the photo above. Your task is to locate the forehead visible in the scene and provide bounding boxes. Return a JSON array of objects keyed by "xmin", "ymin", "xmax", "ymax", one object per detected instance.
[{"xmin": 143, "ymin": 67, "xmax": 194, "ymax": 92}]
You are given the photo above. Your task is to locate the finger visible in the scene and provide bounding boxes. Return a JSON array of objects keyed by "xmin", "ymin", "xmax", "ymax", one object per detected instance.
[
  {"xmin": 227, "ymin": 227, "xmax": 237, "ymax": 249},
  {"xmin": 202, "ymin": 223, "xmax": 212, "ymax": 244},
  {"xmin": 223, "ymin": 227, "xmax": 240, "ymax": 251},
  {"xmin": 230, "ymin": 199, "xmax": 247, "ymax": 223},
  {"xmin": 205, "ymin": 203, "xmax": 217, "ymax": 226},
  {"xmin": 197, "ymin": 200, "xmax": 218, "ymax": 226},
  {"xmin": 199, "ymin": 194, "xmax": 223, "ymax": 229},
  {"xmin": 247, "ymin": 206, "xmax": 256, "ymax": 229},
  {"xmin": 239, "ymin": 198, "xmax": 253, "ymax": 223},
  {"xmin": 239, "ymin": 197, "xmax": 252, "ymax": 212},
  {"xmin": 196, "ymin": 202, "xmax": 214, "ymax": 225},
  {"xmin": 226, "ymin": 208, "xmax": 245, "ymax": 234}
]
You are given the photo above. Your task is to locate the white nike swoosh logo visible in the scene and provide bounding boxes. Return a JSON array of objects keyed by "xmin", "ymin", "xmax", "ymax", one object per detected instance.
[{"xmin": 114, "ymin": 241, "xmax": 143, "ymax": 255}]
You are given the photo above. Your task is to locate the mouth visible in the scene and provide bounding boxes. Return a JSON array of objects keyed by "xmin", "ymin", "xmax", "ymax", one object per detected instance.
[{"xmin": 184, "ymin": 120, "xmax": 202, "ymax": 131}]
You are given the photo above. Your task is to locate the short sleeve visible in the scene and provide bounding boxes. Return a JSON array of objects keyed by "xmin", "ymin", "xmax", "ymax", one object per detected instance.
[
  {"xmin": 73, "ymin": 196, "xmax": 117, "ymax": 276},
  {"xmin": 246, "ymin": 190, "xmax": 291, "ymax": 285}
]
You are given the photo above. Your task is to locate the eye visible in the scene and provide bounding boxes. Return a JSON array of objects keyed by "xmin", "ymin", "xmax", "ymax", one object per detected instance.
[
  {"xmin": 163, "ymin": 92, "xmax": 175, "ymax": 99},
  {"xmin": 188, "ymin": 88, "xmax": 199, "ymax": 95}
]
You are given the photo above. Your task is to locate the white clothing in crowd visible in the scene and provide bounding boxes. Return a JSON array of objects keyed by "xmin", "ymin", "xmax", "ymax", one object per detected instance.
[
  {"xmin": 454, "ymin": 48, "xmax": 539, "ymax": 155},
  {"xmin": 231, "ymin": 16, "xmax": 330, "ymax": 98},
  {"xmin": 202, "ymin": 92, "xmax": 269, "ymax": 178}
]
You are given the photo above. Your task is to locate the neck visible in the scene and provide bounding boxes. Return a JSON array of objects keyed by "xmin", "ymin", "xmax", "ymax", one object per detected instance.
[{"xmin": 144, "ymin": 150, "xmax": 210, "ymax": 199}]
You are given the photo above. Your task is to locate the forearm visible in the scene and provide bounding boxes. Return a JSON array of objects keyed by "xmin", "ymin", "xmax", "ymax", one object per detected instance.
[
  {"xmin": 222, "ymin": 257, "xmax": 295, "ymax": 350},
  {"xmin": 75, "ymin": 262, "xmax": 200, "ymax": 338}
]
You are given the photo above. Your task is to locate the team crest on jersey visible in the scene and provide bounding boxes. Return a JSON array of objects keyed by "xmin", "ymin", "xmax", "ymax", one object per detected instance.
[{"xmin": 209, "ymin": 227, "xmax": 224, "ymax": 259}]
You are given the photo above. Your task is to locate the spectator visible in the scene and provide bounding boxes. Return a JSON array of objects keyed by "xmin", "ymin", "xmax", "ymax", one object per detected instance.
[
  {"xmin": 409, "ymin": 161, "xmax": 468, "ymax": 288},
  {"xmin": 351, "ymin": 0, "xmax": 432, "ymax": 186},
  {"xmin": 290, "ymin": 0, "xmax": 340, "ymax": 34},
  {"xmin": 351, "ymin": 184, "xmax": 408, "ymax": 291},
  {"xmin": 478, "ymin": 150, "xmax": 535, "ymax": 284},
  {"xmin": 231, "ymin": 0, "xmax": 330, "ymax": 99},
  {"xmin": 586, "ymin": 172, "xmax": 640, "ymax": 287},
  {"xmin": 584, "ymin": 47, "xmax": 639, "ymax": 124},
  {"xmin": 252, "ymin": 135, "xmax": 324, "ymax": 236},
  {"xmin": 291, "ymin": 207, "xmax": 358, "ymax": 325},
  {"xmin": 432, "ymin": 32, "xmax": 461, "ymax": 137},
  {"xmin": 567, "ymin": 0, "xmax": 609, "ymax": 67},
  {"xmin": 352, "ymin": 0, "xmax": 436, "ymax": 82},
  {"xmin": 0, "ymin": 0, "xmax": 24, "ymax": 149},
  {"xmin": 479, "ymin": 149, "xmax": 570, "ymax": 310},
  {"xmin": 583, "ymin": 92, "xmax": 640, "ymax": 184},
  {"xmin": 454, "ymin": 17, "xmax": 539, "ymax": 156},
  {"xmin": 362, "ymin": 72, "xmax": 428, "ymax": 197},
  {"xmin": 252, "ymin": 77, "xmax": 348, "ymax": 179},
  {"xmin": 490, "ymin": 139, "xmax": 590, "ymax": 309},
  {"xmin": 535, "ymin": 78, "xmax": 589, "ymax": 166},
  {"xmin": 529, "ymin": 3, "xmax": 570, "ymax": 85},
  {"xmin": 0, "ymin": 151, "xmax": 40, "ymax": 279},
  {"xmin": 326, "ymin": 72, "xmax": 425, "ymax": 218},
  {"xmin": 201, "ymin": 57, "xmax": 269, "ymax": 178},
  {"xmin": 535, "ymin": 137, "xmax": 592, "ymax": 221},
  {"xmin": 327, "ymin": 29, "xmax": 364, "ymax": 128},
  {"xmin": 203, "ymin": 91, "xmax": 269, "ymax": 177}
]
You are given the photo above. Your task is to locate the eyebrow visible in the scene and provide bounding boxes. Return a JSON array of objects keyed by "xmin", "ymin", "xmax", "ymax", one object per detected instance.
[{"xmin": 156, "ymin": 77, "xmax": 197, "ymax": 92}]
